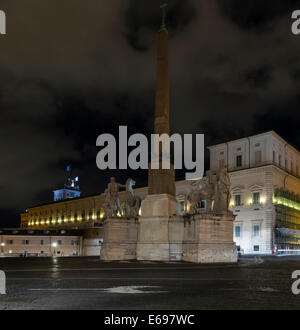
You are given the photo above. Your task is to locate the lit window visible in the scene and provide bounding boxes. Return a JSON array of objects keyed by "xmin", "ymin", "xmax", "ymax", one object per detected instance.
[
  {"xmin": 235, "ymin": 226, "xmax": 241, "ymax": 238},
  {"xmin": 234, "ymin": 195, "xmax": 241, "ymax": 206},
  {"xmin": 196, "ymin": 200, "xmax": 206, "ymax": 210},
  {"xmin": 253, "ymin": 245, "xmax": 260, "ymax": 252},
  {"xmin": 180, "ymin": 201, "xmax": 185, "ymax": 213},
  {"xmin": 253, "ymin": 192, "xmax": 260, "ymax": 205},
  {"xmin": 253, "ymin": 225, "xmax": 260, "ymax": 237}
]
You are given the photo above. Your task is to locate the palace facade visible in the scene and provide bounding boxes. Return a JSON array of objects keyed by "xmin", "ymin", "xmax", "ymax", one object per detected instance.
[
  {"xmin": 209, "ymin": 131, "xmax": 300, "ymax": 254},
  {"xmin": 18, "ymin": 131, "xmax": 300, "ymax": 256}
]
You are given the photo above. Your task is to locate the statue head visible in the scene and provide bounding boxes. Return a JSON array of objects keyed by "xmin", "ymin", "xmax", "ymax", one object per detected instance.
[
  {"xmin": 126, "ymin": 178, "xmax": 136, "ymax": 191},
  {"xmin": 110, "ymin": 177, "xmax": 116, "ymax": 183}
]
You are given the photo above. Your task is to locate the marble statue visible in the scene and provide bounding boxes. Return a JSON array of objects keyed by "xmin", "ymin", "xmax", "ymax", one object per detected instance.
[
  {"xmin": 123, "ymin": 178, "xmax": 141, "ymax": 218},
  {"xmin": 186, "ymin": 166, "xmax": 231, "ymax": 214},
  {"xmin": 104, "ymin": 177, "xmax": 126, "ymax": 217},
  {"xmin": 103, "ymin": 177, "xmax": 141, "ymax": 219},
  {"xmin": 187, "ymin": 174, "xmax": 216, "ymax": 214},
  {"xmin": 213, "ymin": 166, "xmax": 231, "ymax": 213}
]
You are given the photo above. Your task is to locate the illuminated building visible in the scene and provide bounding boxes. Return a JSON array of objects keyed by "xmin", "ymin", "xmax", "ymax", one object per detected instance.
[
  {"xmin": 0, "ymin": 229, "xmax": 82, "ymax": 257},
  {"xmin": 209, "ymin": 131, "xmax": 300, "ymax": 254},
  {"xmin": 19, "ymin": 130, "xmax": 300, "ymax": 256}
]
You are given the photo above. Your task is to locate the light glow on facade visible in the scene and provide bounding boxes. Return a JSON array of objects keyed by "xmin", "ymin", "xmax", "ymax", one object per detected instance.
[
  {"xmin": 273, "ymin": 196, "xmax": 300, "ymax": 211},
  {"xmin": 260, "ymin": 197, "xmax": 266, "ymax": 204}
]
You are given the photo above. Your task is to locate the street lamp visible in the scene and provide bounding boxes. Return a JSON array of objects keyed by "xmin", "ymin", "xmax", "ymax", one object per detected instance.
[
  {"xmin": 0, "ymin": 242, "xmax": 5, "ymax": 256},
  {"xmin": 52, "ymin": 242, "xmax": 57, "ymax": 256}
]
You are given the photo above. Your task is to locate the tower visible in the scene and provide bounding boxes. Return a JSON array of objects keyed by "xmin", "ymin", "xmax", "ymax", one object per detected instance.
[{"xmin": 53, "ymin": 167, "xmax": 81, "ymax": 201}]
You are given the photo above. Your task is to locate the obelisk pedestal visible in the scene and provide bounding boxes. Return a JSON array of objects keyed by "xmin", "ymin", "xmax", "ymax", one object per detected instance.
[{"xmin": 137, "ymin": 194, "xmax": 184, "ymax": 261}]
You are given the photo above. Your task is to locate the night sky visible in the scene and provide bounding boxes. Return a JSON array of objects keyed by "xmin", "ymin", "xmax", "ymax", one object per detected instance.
[{"xmin": 1, "ymin": 0, "xmax": 300, "ymax": 227}]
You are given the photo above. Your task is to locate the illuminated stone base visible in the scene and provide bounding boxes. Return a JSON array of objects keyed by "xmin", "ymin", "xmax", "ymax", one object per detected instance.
[
  {"xmin": 140, "ymin": 194, "xmax": 177, "ymax": 217},
  {"xmin": 183, "ymin": 243, "xmax": 237, "ymax": 263},
  {"xmin": 136, "ymin": 216, "xmax": 184, "ymax": 261},
  {"xmin": 182, "ymin": 213, "xmax": 237, "ymax": 263},
  {"xmin": 101, "ymin": 212, "xmax": 237, "ymax": 263},
  {"xmin": 100, "ymin": 218, "xmax": 138, "ymax": 261}
]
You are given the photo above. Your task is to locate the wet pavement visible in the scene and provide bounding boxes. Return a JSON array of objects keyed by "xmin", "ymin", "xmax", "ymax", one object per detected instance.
[{"xmin": 0, "ymin": 256, "xmax": 299, "ymax": 310}]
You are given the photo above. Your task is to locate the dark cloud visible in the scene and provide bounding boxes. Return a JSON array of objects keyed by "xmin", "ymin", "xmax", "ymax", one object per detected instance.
[
  {"xmin": 125, "ymin": 0, "xmax": 197, "ymax": 51},
  {"xmin": 254, "ymin": 96, "xmax": 300, "ymax": 150},
  {"xmin": 242, "ymin": 64, "xmax": 273, "ymax": 89},
  {"xmin": 0, "ymin": 0, "xmax": 300, "ymax": 226},
  {"xmin": 217, "ymin": 0, "xmax": 300, "ymax": 32}
]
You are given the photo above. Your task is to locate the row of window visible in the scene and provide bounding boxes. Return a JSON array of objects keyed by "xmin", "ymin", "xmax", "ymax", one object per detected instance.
[
  {"xmin": 235, "ymin": 224, "xmax": 260, "ymax": 238},
  {"xmin": 4, "ymin": 240, "xmax": 79, "ymax": 246},
  {"xmin": 237, "ymin": 245, "xmax": 260, "ymax": 252},
  {"xmin": 233, "ymin": 192, "xmax": 262, "ymax": 207},
  {"xmin": 220, "ymin": 152, "xmax": 299, "ymax": 175},
  {"xmin": 29, "ymin": 210, "xmax": 104, "ymax": 223},
  {"xmin": 235, "ymin": 152, "xmax": 263, "ymax": 167}
]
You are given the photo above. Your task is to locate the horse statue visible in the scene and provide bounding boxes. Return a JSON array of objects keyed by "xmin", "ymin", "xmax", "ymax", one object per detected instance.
[
  {"xmin": 187, "ymin": 175, "xmax": 216, "ymax": 214},
  {"xmin": 122, "ymin": 178, "xmax": 141, "ymax": 218}
]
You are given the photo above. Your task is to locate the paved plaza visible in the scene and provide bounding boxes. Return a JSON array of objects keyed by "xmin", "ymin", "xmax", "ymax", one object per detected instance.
[{"xmin": 0, "ymin": 256, "xmax": 299, "ymax": 310}]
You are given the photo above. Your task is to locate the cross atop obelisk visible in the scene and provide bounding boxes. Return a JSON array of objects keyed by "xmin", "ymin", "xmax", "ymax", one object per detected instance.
[
  {"xmin": 155, "ymin": 2, "xmax": 170, "ymax": 135},
  {"xmin": 160, "ymin": 3, "xmax": 168, "ymax": 30},
  {"xmin": 148, "ymin": 2, "xmax": 175, "ymax": 196}
]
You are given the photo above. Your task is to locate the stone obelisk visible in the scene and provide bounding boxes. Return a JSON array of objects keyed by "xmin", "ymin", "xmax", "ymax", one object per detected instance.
[
  {"xmin": 137, "ymin": 4, "xmax": 183, "ymax": 261},
  {"xmin": 148, "ymin": 3, "xmax": 175, "ymax": 197},
  {"xmin": 140, "ymin": 4, "xmax": 177, "ymax": 218}
]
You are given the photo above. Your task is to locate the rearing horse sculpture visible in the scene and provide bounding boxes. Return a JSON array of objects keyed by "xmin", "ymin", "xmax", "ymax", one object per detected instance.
[{"xmin": 122, "ymin": 178, "xmax": 141, "ymax": 218}]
